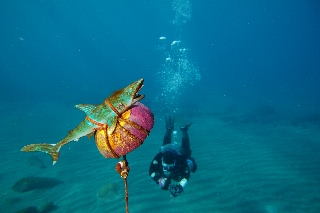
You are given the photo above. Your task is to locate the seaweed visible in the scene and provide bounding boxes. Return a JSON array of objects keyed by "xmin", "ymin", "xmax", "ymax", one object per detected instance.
[
  {"xmin": 240, "ymin": 105, "xmax": 280, "ymax": 125},
  {"xmin": 27, "ymin": 156, "xmax": 47, "ymax": 169},
  {"xmin": 14, "ymin": 202, "xmax": 58, "ymax": 213},
  {"xmin": 97, "ymin": 182, "xmax": 119, "ymax": 200},
  {"xmin": 11, "ymin": 176, "xmax": 63, "ymax": 193},
  {"xmin": 14, "ymin": 206, "xmax": 38, "ymax": 213}
]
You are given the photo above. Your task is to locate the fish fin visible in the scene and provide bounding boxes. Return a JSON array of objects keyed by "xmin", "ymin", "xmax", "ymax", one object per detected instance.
[
  {"xmin": 21, "ymin": 143, "xmax": 61, "ymax": 165},
  {"xmin": 107, "ymin": 116, "xmax": 118, "ymax": 135},
  {"xmin": 87, "ymin": 132, "xmax": 94, "ymax": 139},
  {"xmin": 75, "ymin": 104, "xmax": 97, "ymax": 115}
]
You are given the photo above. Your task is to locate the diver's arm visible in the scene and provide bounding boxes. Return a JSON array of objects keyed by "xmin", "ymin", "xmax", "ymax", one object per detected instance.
[
  {"xmin": 179, "ymin": 178, "xmax": 188, "ymax": 188},
  {"xmin": 177, "ymin": 165, "xmax": 190, "ymax": 190},
  {"xmin": 169, "ymin": 163, "xmax": 190, "ymax": 197},
  {"xmin": 149, "ymin": 153, "xmax": 169, "ymax": 188}
]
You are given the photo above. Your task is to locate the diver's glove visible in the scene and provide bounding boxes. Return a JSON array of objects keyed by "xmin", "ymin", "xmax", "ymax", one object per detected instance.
[
  {"xmin": 169, "ymin": 184, "xmax": 183, "ymax": 197},
  {"xmin": 158, "ymin": 178, "xmax": 170, "ymax": 190}
]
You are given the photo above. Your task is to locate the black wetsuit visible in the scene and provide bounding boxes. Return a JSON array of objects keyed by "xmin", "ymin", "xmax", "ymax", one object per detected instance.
[{"xmin": 149, "ymin": 128, "xmax": 193, "ymax": 190}]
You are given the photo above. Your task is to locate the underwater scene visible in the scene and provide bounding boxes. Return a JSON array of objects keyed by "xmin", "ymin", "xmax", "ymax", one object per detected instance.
[{"xmin": 1, "ymin": 1, "xmax": 319, "ymax": 213}]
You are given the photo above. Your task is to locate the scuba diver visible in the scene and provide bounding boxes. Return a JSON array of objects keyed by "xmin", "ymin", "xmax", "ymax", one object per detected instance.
[{"xmin": 149, "ymin": 114, "xmax": 197, "ymax": 197}]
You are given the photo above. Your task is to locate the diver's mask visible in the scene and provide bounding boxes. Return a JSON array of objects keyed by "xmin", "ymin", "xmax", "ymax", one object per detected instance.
[
  {"xmin": 162, "ymin": 161, "xmax": 176, "ymax": 175},
  {"xmin": 161, "ymin": 148, "xmax": 177, "ymax": 176}
]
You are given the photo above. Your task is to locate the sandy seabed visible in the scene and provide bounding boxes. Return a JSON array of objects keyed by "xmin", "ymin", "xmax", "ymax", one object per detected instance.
[{"xmin": 0, "ymin": 101, "xmax": 319, "ymax": 213}]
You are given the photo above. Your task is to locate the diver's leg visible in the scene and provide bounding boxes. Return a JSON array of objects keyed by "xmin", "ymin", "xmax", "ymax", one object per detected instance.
[
  {"xmin": 187, "ymin": 156, "xmax": 197, "ymax": 173},
  {"xmin": 180, "ymin": 123, "xmax": 192, "ymax": 158},
  {"xmin": 163, "ymin": 114, "xmax": 175, "ymax": 146}
]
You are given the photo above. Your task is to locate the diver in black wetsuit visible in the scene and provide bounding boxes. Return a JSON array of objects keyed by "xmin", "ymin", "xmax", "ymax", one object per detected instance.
[{"xmin": 149, "ymin": 114, "xmax": 197, "ymax": 197}]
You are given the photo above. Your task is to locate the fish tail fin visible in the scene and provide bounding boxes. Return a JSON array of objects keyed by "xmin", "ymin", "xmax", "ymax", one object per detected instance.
[{"xmin": 20, "ymin": 143, "xmax": 61, "ymax": 165}]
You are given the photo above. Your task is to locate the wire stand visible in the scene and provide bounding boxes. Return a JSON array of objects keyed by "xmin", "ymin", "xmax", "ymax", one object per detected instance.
[{"xmin": 116, "ymin": 155, "xmax": 130, "ymax": 213}]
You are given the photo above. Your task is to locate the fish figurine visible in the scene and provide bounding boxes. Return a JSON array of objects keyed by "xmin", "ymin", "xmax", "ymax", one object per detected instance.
[
  {"xmin": 21, "ymin": 79, "xmax": 150, "ymax": 165},
  {"xmin": 94, "ymin": 102, "xmax": 154, "ymax": 158}
]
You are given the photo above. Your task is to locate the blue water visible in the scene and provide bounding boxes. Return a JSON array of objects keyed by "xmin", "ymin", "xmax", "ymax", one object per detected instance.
[{"xmin": 1, "ymin": 1, "xmax": 320, "ymax": 213}]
